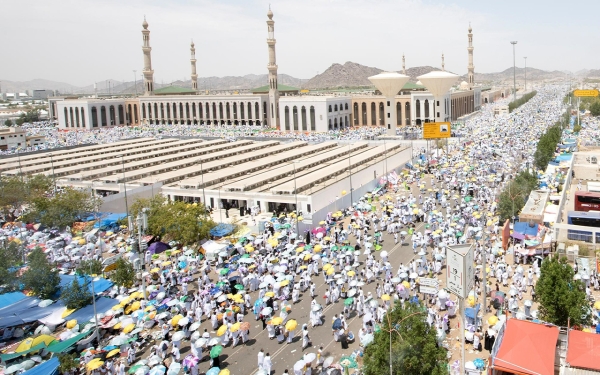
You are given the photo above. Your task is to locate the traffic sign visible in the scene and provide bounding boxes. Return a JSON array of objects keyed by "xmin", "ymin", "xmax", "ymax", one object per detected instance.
[
  {"xmin": 420, "ymin": 286, "xmax": 438, "ymax": 295},
  {"xmin": 574, "ymin": 89, "xmax": 599, "ymax": 97},
  {"xmin": 423, "ymin": 122, "xmax": 451, "ymax": 139},
  {"xmin": 446, "ymin": 243, "xmax": 474, "ymax": 298},
  {"xmin": 419, "ymin": 277, "xmax": 439, "ymax": 287}
]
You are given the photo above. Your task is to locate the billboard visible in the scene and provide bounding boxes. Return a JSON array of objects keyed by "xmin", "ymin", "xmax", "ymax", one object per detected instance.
[
  {"xmin": 423, "ymin": 122, "xmax": 451, "ymax": 139},
  {"xmin": 573, "ymin": 89, "xmax": 599, "ymax": 98},
  {"xmin": 446, "ymin": 243, "xmax": 474, "ymax": 298}
]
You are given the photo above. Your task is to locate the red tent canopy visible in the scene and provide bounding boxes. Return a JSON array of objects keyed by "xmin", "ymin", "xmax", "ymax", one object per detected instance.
[
  {"xmin": 493, "ymin": 319, "xmax": 559, "ymax": 375},
  {"xmin": 566, "ymin": 329, "xmax": 600, "ymax": 371}
]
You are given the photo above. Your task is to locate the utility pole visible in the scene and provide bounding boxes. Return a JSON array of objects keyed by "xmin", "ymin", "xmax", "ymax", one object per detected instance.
[
  {"xmin": 523, "ymin": 57, "xmax": 527, "ymax": 93},
  {"xmin": 511, "ymin": 41, "xmax": 518, "ymax": 102}
]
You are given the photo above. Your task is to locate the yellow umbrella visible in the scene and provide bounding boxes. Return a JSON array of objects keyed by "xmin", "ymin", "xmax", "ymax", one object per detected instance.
[
  {"xmin": 150, "ymin": 267, "xmax": 160, "ymax": 273},
  {"xmin": 322, "ymin": 264, "xmax": 332, "ymax": 271},
  {"xmin": 314, "ymin": 244, "xmax": 322, "ymax": 253},
  {"xmin": 326, "ymin": 268, "xmax": 335, "ymax": 276},
  {"xmin": 297, "ymin": 216, "xmax": 303, "ymax": 221},
  {"xmin": 271, "ymin": 317, "xmax": 283, "ymax": 325},
  {"xmin": 347, "ymin": 270, "xmax": 355, "ymax": 277},
  {"xmin": 303, "ymin": 254, "xmax": 312, "ymax": 261},
  {"xmin": 285, "ymin": 319, "xmax": 298, "ymax": 331},
  {"xmin": 161, "ymin": 261, "xmax": 172, "ymax": 267},
  {"xmin": 171, "ymin": 250, "xmax": 181, "ymax": 255},
  {"xmin": 402, "ymin": 281, "xmax": 410, "ymax": 288},
  {"xmin": 487, "ymin": 316, "xmax": 499, "ymax": 325},
  {"xmin": 31, "ymin": 335, "xmax": 55, "ymax": 347},
  {"xmin": 299, "ymin": 265, "xmax": 307, "ymax": 270},
  {"xmin": 219, "ymin": 370, "xmax": 230, "ymax": 375},
  {"xmin": 230, "ymin": 322, "xmax": 241, "ymax": 332},
  {"xmin": 381, "ymin": 294, "xmax": 391, "ymax": 301},
  {"xmin": 119, "ymin": 297, "xmax": 130, "ymax": 307},
  {"xmin": 112, "ymin": 305, "xmax": 123, "ymax": 311},
  {"xmin": 66, "ymin": 319, "xmax": 78, "ymax": 329},
  {"xmin": 323, "ymin": 237, "xmax": 331, "ymax": 242},
  {"xmin": 130, "ymin": 291, "xmax": 142, "ymax": 300},
  {"xmin": 61, "ymin": 308, "xmax": 76, "ymax": 318},
  {"xmin": 319, "ymin": 221, "xmax": 326, "ymax": 225},
  {"xmin": 87, "ymin": 358, "xmax": 104, "ymax": 371},
  {"xmin": 171, "ymin": 314, "xmax": 184, "ymax": 327},
  {"xmin": 265, "ymin": 291, "xmax": 275, "ymax": 298},
  {"xmin": 113, "ymin": 322, "xmax": 122, "ymax": 330},
  {"xmin": 217, "ymin": 325, "xmax": 228, "ymax": 337},
  {"xmin": 123, "ymin": 323, "xmax": 136, "ymax": 334},
  {"xmin": 296, "ymin": 247, "xmax": 305, "ymax": 253},
  {"xmin": 107, "ymin": 348, "xmax": 121, "ymax": 358},
  {"xmin": 279, "ymin": 279, "xmax": 289, "ymax": 287}
]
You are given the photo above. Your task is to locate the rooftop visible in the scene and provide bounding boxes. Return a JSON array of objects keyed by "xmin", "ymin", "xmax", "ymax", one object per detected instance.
[
  {"xmin": 153, "ymin": 86, "xmax": 197, "ymax": 95},
  {"xmin": 251, "ymin": 84, "xmax": 299, "ymax": 94}
]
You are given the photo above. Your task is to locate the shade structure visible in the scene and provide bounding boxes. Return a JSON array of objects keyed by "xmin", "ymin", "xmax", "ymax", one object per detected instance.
[
  {"xmin": 368, "ymin": 72, "xmax": 410, "ymax": 136},
  {"xmin": 492, "ymin": 319, "xmax": 558, "ymax": 375},
  {"xmin": 417, "ymin": 71, "xmax": 458, "ymax": 122},
  {"xmin": 566, "ymin": 329, "xmax": 600, "ymax": 371}
]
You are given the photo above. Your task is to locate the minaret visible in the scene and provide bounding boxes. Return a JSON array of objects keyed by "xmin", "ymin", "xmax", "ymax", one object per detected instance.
[
  {"xmin": 190, "ymin": 40, "xmax": 198, "ymax": 91},
  {"xmin": 467, "ymin": 23, "xmax": 474, "ymax": 89},
  {"xmin": 402, "ymin": 54, "xmax": 406, "ymax": 75},
  {"xmin": 266, "ymin": 7, "xmax": 280, "ymax": 128},
  {"xmin": 141, "ymin": 17, "xmax": 154, "ymax": 96},
  {"xmin": 441, "ymin": 53, "xmax": 445, "ymax": 71}
]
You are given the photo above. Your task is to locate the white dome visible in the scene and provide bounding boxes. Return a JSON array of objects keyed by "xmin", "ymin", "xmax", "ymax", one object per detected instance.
[
  {"xmin": 460, "ymin": 81, "xmax": 469, "ymax": 90},
  {"xmin": 416, "ymin": 80, "xmax": 423, "ymax": 86}
]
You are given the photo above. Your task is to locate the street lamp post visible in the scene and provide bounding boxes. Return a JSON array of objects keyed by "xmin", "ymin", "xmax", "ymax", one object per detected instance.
[
  {"xmin": 120, "ymin": 155, "xmax": 129, "ymax": 224},
  {"xmin": 523, "ymin": 57, "xmax": 527, "ymax": 93},
  {"xmin": 511, "ymin": 41, "xmax": 518, "ymax": 101},
  {"xmin": 89, "ymin": 264, "xmax": 99, "ymax": 341},
  {"xmin": 197, "ymin": 158, "xmax": 206, "ymax": 210},
  {"xmin": 292, "ymin": 161, "xmax": 299, "ymax": 235},
  {"xmin": 136, "ymin": 211, "xmax": 148, "ymax": 300},
  {"xmin": 348, "ymin": 145, "xmax": 353, "ymax": 204},
  {"xmin": 48, "ymin": 153, "xmax": 56, "ymax": 194}
]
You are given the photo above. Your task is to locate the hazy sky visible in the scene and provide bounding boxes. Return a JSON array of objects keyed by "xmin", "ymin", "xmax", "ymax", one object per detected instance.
[{"xmin": 2, "ymin": 0, "xmax": 599, "ymax": 86}]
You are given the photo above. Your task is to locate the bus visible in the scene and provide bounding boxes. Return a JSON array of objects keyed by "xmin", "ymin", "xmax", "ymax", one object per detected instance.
[
  {"xmin": 567, "ymin": 211, "xmax": 600, "ymax": 243},
  {"xmin": 574, "ymin": 191, "xmax": 600, "ymax": 212}
]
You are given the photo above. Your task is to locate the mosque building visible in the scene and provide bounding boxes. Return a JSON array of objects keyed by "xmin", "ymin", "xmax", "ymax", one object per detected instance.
[{"xmin": 49, "ymin": 10, "xmax": 501, "ymax": 132}]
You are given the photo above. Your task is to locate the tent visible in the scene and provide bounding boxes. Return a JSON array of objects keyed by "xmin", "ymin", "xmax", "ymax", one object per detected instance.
[
  {"xmin": 566, "ymin": 329, "xmax": 600, "ymax": 371},
  {"xmin": 492, "ymin": 319, "xmax": 559, "ymax": 375},
  {"xmin": 0, "ymin": 292, "xmax": 27, "ymax": 309},
  {"xmin": 0, "ymin": 342, "xmax": 47, "ymax": 361},
  {"xmin": 513, "ymin": 222, "xmax": 539, "ymax": 236},
  {"xmin": 59, "ymin": 275, "xmax": 114, "ymax": 295},
  {"xmin": 148, "ymin": 241, "xmax": 171, "ymax": 254},
  {"xmin": 210, "ymin": 223, "xmax": 235, "ymax": 237},
  {"xmin": 46, "ymin": 331, "xmax": 92, "ymax": 353},
  {"xmin": 21, "ymin": 357, "xmax": 59, "ymax": 375},
  {"xmin": 91, "ymin": 213, "xmax": 127, "ymax": 229},
  {"xmin": 65, "ymin": 297, "xmax": 119, "ymax": 324},
  {"xmin": 202, "ymin": 241, "xmax": 229, "ymax": 262}
]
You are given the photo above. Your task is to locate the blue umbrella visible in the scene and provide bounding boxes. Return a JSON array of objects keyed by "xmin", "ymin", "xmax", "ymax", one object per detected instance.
[
  {"xmin": 103, "ymin": 345, "xmax": 118, "ymax": 351},
  {"xmin": 209, "ymin": 287, "xmax": 221, "ymax": 295},
  {"xmin": 206, "ymin": 367, "xmax": 220, "ymax": 375},
  {"xmin": 332, "ymin": 318, "xmax": 342, "ymax": 329}
]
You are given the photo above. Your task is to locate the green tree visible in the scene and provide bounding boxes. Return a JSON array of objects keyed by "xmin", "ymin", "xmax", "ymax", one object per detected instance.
[
  {"xmin": 21, "ymin": 247, "xmax": 60, "ymax": 299},
  {"xmin": 0, "ymin": 174, "xmax": 53, "ymax": 221},
  {"xmin": 76, "ymin": 259, "xmax": 103, "ymax": 276},
  {"xmin": 363, "ymin": 302, "xmax": 447, "ymax": 375},
  {"xmin": 15, "ymin": 109, "xmax": 40, "ymax": 126},
  {"xmin": 590, "ymin": 100, "xmax": 600, "ymax": 117},
  {"xmin": 536, "ymin": 256, "xmax": 591, "ymax": 327},
  {"xmin": 60, "ymin": 277, "xmax": 93, "ymax": 310},
  {"xmin": 24, "ymin": 187, "xmax": 99, "ymax": 229},
  {"xmin": 4, "ymin": 119, "xmax": 12, "ymax": 126},
  {"xmin": 58, "ymin": 353, "xmax": 79, "ymax": 374},
  {"xmin": 111, "ymin": 258, "xmax": 135, "ymax": 288},
  {"xmin": 497, "ymin": 170, "xmax": 538, "ymax": 223},
  {"xmin": 0, "ymin": 242, "xmax": 24, "ymax": 292},
  {"xmin": 130, "ymin": 195, "xmax": 216, "ymax": 245}
]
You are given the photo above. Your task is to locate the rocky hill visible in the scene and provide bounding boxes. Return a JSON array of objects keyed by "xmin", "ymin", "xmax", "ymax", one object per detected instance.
[{"xmin": 472, "ymin": 67, "xmax": 569, "ymax": 83}]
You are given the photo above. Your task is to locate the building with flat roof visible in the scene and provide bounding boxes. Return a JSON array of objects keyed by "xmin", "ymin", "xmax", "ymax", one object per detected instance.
[{"xmin": 0, "ymin": 127, "xmax": 27, "ymax": 150}]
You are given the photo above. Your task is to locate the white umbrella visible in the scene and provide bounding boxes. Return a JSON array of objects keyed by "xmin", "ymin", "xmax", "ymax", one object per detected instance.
[
  {"xmin": 261, "ymin": 307, "xmax": 273, "ymax": 316},
  {"xmin": 207, "ymin": 338, "xmax": 220, "ymax": 346},
  {"xmin": 167, "ymin": 362, "xmax": 181, "ymax": 375},
  {"xmin": 195, "ymin": 338, "xmax": 208, "ymax": 347},
  {"xmin": 190, "ymin": 322, "xmax": 201, "ymax": 331},
  {"xmin": 20, "ymin": 360, "xmax": 35, "ymax": 370},
  {"xmin": 4, "ymin": 364, "xmax": 22, "ymax": 374},
  {"xmin": 304, "ymin": 352, "xmax": 317, "ymax": 363},
  {"xmin": 349, "ymin": 280, "xmax": 358, "ymax": 287},
  {"xmin": 110, "ymin": 335, "xmax": 130, "ymax": 346},
  {"xmin": 409, "ymin": 272, "xmax": 418, "ymax": 279},
  {"xmin": 38, "ymin": 299, "xmax": 53, "ymax": 308},
  {"xmin": 294, "ymin": 360, "xmax": 306, "ymax": 372},
  {"xmin": 311, "ymin": 304, "xmax": 322, "ymax": 312},
  {"xmin": 323, "ymin": 356, "xmax": 334, "ymax": 368},
  {"xmin": 380, "ymin": 251, "xmax": 388, "ymax": 258},
  {"xmin": 191, "ymin": 331, "xmax": 200, "ymax": 342},
  {"xmin": 172, "ymin": 331, "xmax": 185, "ymax": 342},
  {"xmin": 347, "ymin": 289, "xmax": 357, "ymax": 297},
  {"xmin": 178, "ymin": 317, "xmax": 190, "ymax": 326}
]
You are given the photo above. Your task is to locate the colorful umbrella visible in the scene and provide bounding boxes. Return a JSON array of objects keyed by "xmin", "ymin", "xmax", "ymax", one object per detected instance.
[{"xmin": 210, "ymin": 345, "xmax": 223, "ymax": 358}]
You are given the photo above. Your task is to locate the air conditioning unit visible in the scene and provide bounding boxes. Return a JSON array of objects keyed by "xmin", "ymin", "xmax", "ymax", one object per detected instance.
[{"xmin": 566, "ymin": 247, "xmax": 578, "ymax": 262}]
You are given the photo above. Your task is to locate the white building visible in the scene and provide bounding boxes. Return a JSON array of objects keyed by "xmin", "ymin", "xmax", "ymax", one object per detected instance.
[
  {"xmin": 56, "ymin": 98, "xmax": 141, "ymax": 129},
  {"xmin": 279, "ymin": 96, "xmax": 352, "ymax": 132},
  {"xmin": 0, "ymin": 127, "xmax": 27, "ymax": 150}
]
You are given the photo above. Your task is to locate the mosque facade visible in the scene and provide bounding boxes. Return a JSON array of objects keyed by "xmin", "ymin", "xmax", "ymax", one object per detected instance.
[{"xmin": 51, "ymin": 13, "xmax": 487, "ymax": 131}]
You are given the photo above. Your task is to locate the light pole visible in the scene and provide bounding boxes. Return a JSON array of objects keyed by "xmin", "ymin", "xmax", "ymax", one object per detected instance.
[
  {"xmin": 133, "ymin": 70, "xmax": 137, "ymax": 96},
  {"xmin": 48, "ymin": 153, "xmax": 56, "ymax": 194},
  {"xmin": 197, "ymin": 158, "xmax": 206, "ymax": 210},
  {"xmin": 511, "ymin": 41, "xmax": 518, "ymax": 101},
  {"xmin": 16, "ymin": 150, "xmax": 23, "ymax": 184},
  {"xmin": 523, "ymin": 57, "xmax": 527, "ymax": 93},
  {"xmin": 136, "ymin": 210, "xmax": 148, "ymax": 300},
  {"xmin": 120, "ymin": 155, "xmax": 129, "ymax": 223},
  {"xmin": 89, "ymin": 264, "xmax": 99, "ymax": 341},
  {"xmin": 348, "ymin": 145, "xmax": 353, "ymax": 205}
]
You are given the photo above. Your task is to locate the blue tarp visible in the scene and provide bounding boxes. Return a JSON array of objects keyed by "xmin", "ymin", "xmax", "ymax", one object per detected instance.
[
  {"xmin": 0, "ymin": 296, "xmax": 40, "ymax": 316},
  {"xmin": 22, "ymin": 357, "xmax": 59, "ymax": 375},
  {"xmin": 0, "ymin": 292, "xmax": 27, "ymax": 309},
  {"xmin": 210, "ymin": 223, "xmax": 235, "ymax": 237},
  {"xmin": 89, "ymin": 213, "xmax": 127, "ymax": 228},
  {"xmin": 66, "ymin": 297, "xmax": 119, "ymax": 323},
  {"xmin": 555, "ymin": 153, "xmax": 573, "ymax": 161},
  {"xmin": 513, "ymin": 222, "xmax": 539, "ymax": 236},
  {"xmin": 59, "ymin": 275, "xmax": 114, "ymax": 295}
]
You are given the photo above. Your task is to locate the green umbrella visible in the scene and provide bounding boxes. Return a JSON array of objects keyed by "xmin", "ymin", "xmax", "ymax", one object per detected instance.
[
  {"xmin": 374, "ymin": 244, "xmax": 382, "ymax": 251},
  {"xmin": 304, "ymin": 245, "xmax": 313, "ymax": 250},
  {"xmin": 234, "ymin": 284, "xmax": 244, "ymax": 290},
  {"xmin": 128, "ymin": 364, "xmax": 144, "ymax": 374},
  {"xmin": 330, "ymin": 245, "xmax": 339, "ymax": 251},
  {"xmin": 339, "ymin": 356, "xmax": 358, "ymax": 369},
  {"xmin": 464, "ymin": 196, "xmax": 472, "ymax": 202},
  {"xmin": 344, "ymin": 297, "xmax": 354, "ymax": 306},
  {"xmin": 210, "ymin": 345, "xmax": 223, "ymax": 358},
  {"xmin": 239, "ymin": 237, "xmax": 247, "ymax": 242},
  {"xmin": 216, "ymin": 281, "xmax": 227, "ymax": 287},
  {"xmin": 282, "ymin": 223, "xmax": 291, "ymax": 229},
  {"xmin": 219, "ymin": 268, "xmax": 229, "ymax": 275},
  {"xmin": 241, "ymin": 254, "xmax": 250, "ymax": 258},
  {"xmin": 456, "ymin": 232, "xmax": 463, "ymax": 238}
]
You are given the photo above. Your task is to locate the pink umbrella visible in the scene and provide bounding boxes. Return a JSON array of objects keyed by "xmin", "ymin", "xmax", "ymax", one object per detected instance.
[{"xmin": 183, "ymin": 354, "xmax": 199, "ymax": 368}]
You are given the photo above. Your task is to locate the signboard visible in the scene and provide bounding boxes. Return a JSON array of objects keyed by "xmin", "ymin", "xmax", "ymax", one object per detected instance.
[
  {"xmin": 423, "ymin": 122, "xmax": 451, "ymax": 139},
  {"xmin": 574, "ymin": 89, "xmax": 599, "ymax": 98},
  {"xmin": 102, "ymin": 254, "xmax": 122, "ymax": 273},
  {"xmin": 420, "ymin": 286, "xmax": 438, "ymax": 295},
  {"xmin": 419, "ymin": 277, "xmax": 439, "ymax": 287},
  {"xmin": 446, "ymin": 244, "xmax": 474, "ymax": 298}
]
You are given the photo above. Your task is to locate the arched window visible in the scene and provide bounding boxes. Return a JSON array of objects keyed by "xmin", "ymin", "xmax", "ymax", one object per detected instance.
[
  {"xmin": 310, "ymin": 106, "xmax": 316, "ymax": 131},
  {"xmin": 212, "ymin": 103, "xmax": 217, "ymax": 119},
  {"xmin": 353, "ymin": 103, "xmax": 359, "ymax": 125},
  {"xmin": 127, "ymin": 104, "xmax": 132, "ymax": 124},
  {"xmin": 226, "ymin": 102, "xmax": 231, "ymax": 119},
  {"xmin": 379, "ymin": 102, "xmax": 384, "ymax": 125},
  {"xmin": 328, "ymin": 105, "xmax": 332, "ymax": 113},
  {"xmin": 233, "ymin": 102, "xmax": 237, "ymax": 120},
  {"xmin": 101, "ymin": 106, "xmax": 107, "ymax": 126},
  {"xmin": 74, "ymin": 107, "xmax": 79, "ymax": 127},
  {"xmin": 186, "ymin": 103, "xmax": 191, "ymax": 119},
  {"xmin": 160, "ymin": 103, "xmax": 165, "ymax": 120},
  {"xmin": 424, "ymin": 99, "xmax": 430, "ymax": 119},
  {"xmin": 240, "ymin": 103, "xmax": 244, "ymax": 119},
  {"xmin": 191, "ymin": 103, "xmax": 196, "ymax": 119},
  {"xmin": 301, "ymin": 106, "xmax": 307, "ymax": 131},
  {"xmin": 179, "ymin": 103, "xmax": 184, "ymax": 119},
  {"xmin": 284, "ymin": 106, "xmax": 290, "ymax": 130},
  {"xmin": 415, "ymin": 99, "xmax": 421, "ymax": 118},
  {"xmin": 345, "ymin": 103, "xmax": 348, "ymax": 110},
  {"xmin": 80, "ymin": 108, "xmax": 85, "ymax": 127},
  {"xmin": 109, "ymin": 105, "xmax": 116, "ymax": 125},
  {"xmin": 166, "ymin": 104, "xmax": 171, "ymax": 120},
  {"xmin": 63, "ymin": 108, "xmax": 68, "ymax": 127},
  {"xmin": 118, "ymin": 105, "xmax": 124, "ymax": 125},
  {"xmin": 292, "ymin": 106, "xmax": 298, "ymax": 131},
  {"xmin": 361, "ymin": 103, "xmax": 367, "ymax": 125},
  {"xmin": 134, "ymin": 104, "xmax": 138, "ymax": 123},
  {"xmin": 370, "ymin": 102, "xmax": 376, "ymax": 125},
  {"xmin": 405, "ymin": 102, "xmax": 411, "ymax": 125},
  {"xmin": 69, "ymin": 107, "xmax": 74, "ymax": 127},
  {"xmin": 328, "ymin": 119, "xmax": 332, "ymax": 130},
  {"xmin": 205, "ymin": 103, "xmax": 210, "ymax": 119},
  {"xmin": 345, "ymin": 116, "xmax": 348, "ymax": 127},
  {"xmin": 396, "ymin": 102, "xmax": 402, "ymax": 126},
  {"xmin": 334, "ymin": 104, "xmax": 338, "ymax": 112},
  {"xmin": 219, "ymin": 103, "xmax": 224, "ymax": 119},
  {"xmin": 334, "ymin": 118, "xmax": 338, "ymax": 129},
  {"xmin": 255, "ymin": 103, "xmax": 259, "ymax": 119},
  {"xmin": 247, "ymin": 102, "xmax": 252, "ymax": 120},
  {"xmin": 91, "ymin": 107, "xmax": 98, "ymax": 127}
]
